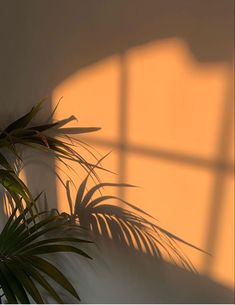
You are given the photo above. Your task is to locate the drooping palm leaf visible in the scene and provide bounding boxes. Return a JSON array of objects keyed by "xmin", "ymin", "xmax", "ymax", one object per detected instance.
[
  {"xmin": 0, "ymin": 100, "xmax": 103, "ymax": 186},
  {"xmin": 0, "ymin": 99, "xmax": 46, "ymax": 137},
  {"xmin": 0, "ymin": 202, "xmax": 92, "ymax": 304},
  {"xmin": 0, "ymin": 169, "xmax": 35, "ymax": 213},
  {"xmin": 0, "ymin": 152, "xmax": 13, "ymax": 171},
  {"xmin": 0, "ymin": 100, "xmax": 105, "ymax": 213}
]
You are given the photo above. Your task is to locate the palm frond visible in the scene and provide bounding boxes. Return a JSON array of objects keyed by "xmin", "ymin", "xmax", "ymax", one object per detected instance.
[
  {"xmin": 0, "ymin": 202, "xmax": 92, "ymax": 303},
  {"xmin": 0, "ymin": 99, "xmax": 103, "ymax": 186},
  {"xmin": 0, "ymin": 100, "xmax": 106, "ymax": 213},
  {"xmin": 0, "ymin": 169, "xmax": 34, "ymax": 213}
]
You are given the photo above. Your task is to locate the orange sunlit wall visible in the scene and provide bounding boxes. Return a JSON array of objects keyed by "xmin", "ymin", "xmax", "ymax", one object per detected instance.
[{"xmin": 52, "ymin": 38, "xmax": 234, "ymax": 289}]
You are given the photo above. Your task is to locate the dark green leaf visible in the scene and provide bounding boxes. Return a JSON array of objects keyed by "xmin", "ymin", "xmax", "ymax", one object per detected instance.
[{"xmin": 1, "ymin": 99, "xmax": 46, "ymax": 135}]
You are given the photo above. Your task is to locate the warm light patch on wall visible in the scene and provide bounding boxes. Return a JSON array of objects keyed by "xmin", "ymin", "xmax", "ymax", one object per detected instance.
[
  {"xmin": 53, "ymin": 55, "xmax": 121, "ymax": 141},
  {"xmin": 52, "ymin": 56, "xmax": 121, "ymax": 213},
  {"xmin": 52, "ymin": 38, "xmax": 234, "ymax": 288},
  {"xmin": 125, "ymin": 39, "xmax": 233, "ymax": 287},
  {"xmin": 127, "ymin": 39, "xmax": 228, "ymax": 158}
]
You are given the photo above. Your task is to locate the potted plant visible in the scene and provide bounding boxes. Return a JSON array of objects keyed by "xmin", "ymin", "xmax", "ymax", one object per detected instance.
[{"xmin": 0, "ymin": 100, "xmax": 201, "ymax": 303}]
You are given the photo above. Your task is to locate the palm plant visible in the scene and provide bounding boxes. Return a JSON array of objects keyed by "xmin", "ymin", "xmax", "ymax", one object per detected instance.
[
  {"xmin": 0, "ymin": 100, "xmax": 99, "ymax": 303},
  {"xmin": 0, "ymin": 100, "xmax": 203, "ymax": 303}
]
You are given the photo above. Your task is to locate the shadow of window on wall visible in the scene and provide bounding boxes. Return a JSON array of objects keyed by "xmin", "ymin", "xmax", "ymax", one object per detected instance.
[{"xmin": 52, "ymin": 38, "xmax": 234, "ymax": 289}]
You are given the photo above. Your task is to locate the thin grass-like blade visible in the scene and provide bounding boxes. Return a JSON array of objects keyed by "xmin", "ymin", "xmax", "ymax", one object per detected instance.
[
  {"xmin": 0, "ymin": 152, "xmax": 12, "ymax": 170},
  {"xmin": 1, "ymin": 99, "xmax": 46, "ymax": 136},
  {"xmin": 26, "ymin": 256, "xmax": 80, "ymax": 301}
]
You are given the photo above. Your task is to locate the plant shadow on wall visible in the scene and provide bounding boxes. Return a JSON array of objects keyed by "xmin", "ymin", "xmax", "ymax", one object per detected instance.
[{"xmin": 0, "ymin": 101, "xmax": 233, "ymax": 304}]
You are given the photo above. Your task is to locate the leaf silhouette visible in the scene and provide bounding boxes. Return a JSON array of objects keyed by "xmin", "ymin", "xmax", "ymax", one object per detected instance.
[{"xmin": 65, "ymin": 173, "xmax": 205, "ymax": 272}]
